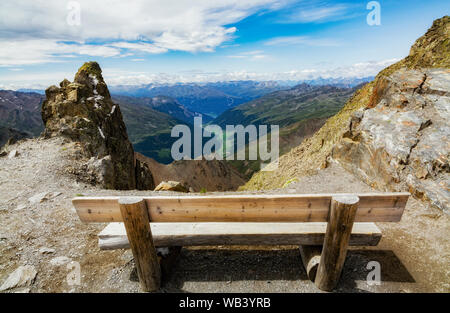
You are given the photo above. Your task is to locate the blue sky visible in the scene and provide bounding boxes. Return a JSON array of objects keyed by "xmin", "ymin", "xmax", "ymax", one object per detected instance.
[{"xmin": 0, "ymin": 0, "xmax": 447, "ymax": 89}]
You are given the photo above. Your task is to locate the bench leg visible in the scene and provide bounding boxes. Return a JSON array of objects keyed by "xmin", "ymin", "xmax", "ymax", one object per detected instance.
[
  {"xmin": 119, "ymin": 197, "xmax": 161, "ymax": 292},
  {"xmin": 315, "ymin": 195, "xmax": 359, "ymax": 291}
]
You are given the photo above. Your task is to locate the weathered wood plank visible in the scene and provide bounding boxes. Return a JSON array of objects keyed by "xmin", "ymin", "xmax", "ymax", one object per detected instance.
[
  {"xmin": 315, "ymin": 195, "xmax": 359, "ymax": 291},
  {"xmin": 98, "ymin": 222, "xmax": 382, "ymax": 249},
  {"xmin": 73, "ymin": 193, "xmax": 409, "ymax": 223},
  {"xmin": 119, "ymin": 198, "xmax": 161, "ymax": 292}
]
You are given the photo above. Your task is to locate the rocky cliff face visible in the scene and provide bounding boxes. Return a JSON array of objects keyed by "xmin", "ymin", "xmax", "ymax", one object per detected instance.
[
  {"xmin": 243, "ymin": 16, "xmax": 449, "ymax": 211},
  {"xmin": 333, "ymin": 68, "xmax": 449, "ymax": 211},
  {"xmin": 42, "ymin": 62, "xmax": 153, "ymax": 190}
]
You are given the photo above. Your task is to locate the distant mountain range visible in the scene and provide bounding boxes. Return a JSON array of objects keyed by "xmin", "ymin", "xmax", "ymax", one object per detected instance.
[
  {"xmin": 214, "ymin": 83, "xmax": 359, "ymax": 128},
  {"xmin": 111, "ymin": 95, "xmax": 192, "ymax": 163},
  {"xmin": 110, "ymin": 81, "xmax": 285, "ymax": 118},
  {"xmin": 109, "ymin": 78, "xmax": 371, "ymax": 118},
  {"xmin": 112, "ymin": 94, "xmax": 206, "ymax": 124},
  {"xmin": 213, "ymin": 83, "xmax": 362, "ymax": 178},
  {"xmin": 0, "ymin": 90, "xmax": 45, "ymax": 138},
  {"xmin": 1, "ymin": 77, "xmax": 369, "ymax": 164}
]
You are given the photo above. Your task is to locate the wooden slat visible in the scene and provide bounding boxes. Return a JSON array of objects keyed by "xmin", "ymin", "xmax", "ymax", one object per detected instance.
[
  {"xmin": 98, "ymin": 222, "xmax": 382, "ymax": 249},
  {"xmin": 73, "ymin": 193, "xmax": 409, "ymax": 223}
]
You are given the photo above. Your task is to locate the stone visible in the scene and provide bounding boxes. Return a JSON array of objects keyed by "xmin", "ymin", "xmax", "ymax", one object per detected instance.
[
  {"xmin": 154, "ymin": 181, "xmax": 189, "ymax": 193},
  {"xmin": 86, "ymin": 156, "xmax": 114, "ymax": 189},
  {"xmin": 135, "ymin": 156, "xmax": 155, "ymax": 190},
  {"xmin": 0, "ymin": 265, "xmax": 37, "ymax": 291},
  {"xmin": 50, "ymin": 256, "xmax": 72, "ymax": 266},
  {"xmin": 8, "ymin": 150, "xmax": 19, "ymax": 158},
  {"xmin": 15, "ymin": 204, "xmax": 27, "ymax": 211},
  {"xmin": 39, "ymin": 247, "xmax": 56, "ymax": 254},
  {"xmin": 28, "ymin": 192, "xmax": 50, "ymax": 204}
]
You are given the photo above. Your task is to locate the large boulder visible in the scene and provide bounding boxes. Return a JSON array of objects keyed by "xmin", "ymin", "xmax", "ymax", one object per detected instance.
[
  {"xmin": 154, "ymin": 181, "xmax": 189, "ymax": 193},
  {"xmin": 333, "ymin": 68, "xmax": 449, "ymax": 211},
  {"xmin": 41, "ymin": 62, "xmax": 153, "ymax": 190}
]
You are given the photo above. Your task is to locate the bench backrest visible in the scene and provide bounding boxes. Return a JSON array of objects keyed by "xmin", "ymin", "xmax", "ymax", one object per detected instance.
[{"xmin": 72, "ymin": 192, "xmax": 409, "ymax": 223}]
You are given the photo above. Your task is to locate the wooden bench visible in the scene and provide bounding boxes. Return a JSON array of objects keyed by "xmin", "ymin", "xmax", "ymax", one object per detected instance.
[{"xmin": 72, "ymin": 192, "xmax": 409, "ymax": 292}]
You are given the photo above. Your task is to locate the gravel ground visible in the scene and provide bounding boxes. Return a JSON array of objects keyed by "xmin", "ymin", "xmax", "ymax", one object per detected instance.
[{"xmin": 0, "ymin": 138, "xmax": 448, "ymax": 293}]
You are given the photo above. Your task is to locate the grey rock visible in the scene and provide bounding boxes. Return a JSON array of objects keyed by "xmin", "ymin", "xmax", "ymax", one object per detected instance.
[
  {"xmin": 8, "ymin": 150, "xmax": 19, "ymax": 159},
  {"xmin": 28, "ymin": 191, "xmax": 61, "ymax": 204},
  {"xmin": 15, "ymin": 204, "xmax": 27, "ymax": 211},
  {"xmin": 39, "ymin": 247, "xmax": 56, "ymax": 254},
  {"xmin": 333, "ymin": 68, "xmax": 449, "ymax": 212},
  {"xmin": 0, "ymin": 265, "xmax": 37, "ymax": 291},
  {"xmin": 28, "ymin": 192, "xmax": 50, "ymax": 204},
  {"xmin": 49, "ymin": 256, "xmax": 72, "ymax": 266}
]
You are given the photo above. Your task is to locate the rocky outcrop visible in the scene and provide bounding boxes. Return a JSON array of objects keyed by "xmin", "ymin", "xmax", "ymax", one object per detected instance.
[
  {"xmin": 135, "ymin": 155, "xmax": 155, "ymax": 190},
  {"xmin": 243, "ymin": 16, "xmax": 449, "ymax": 201},
  {"xmin": 333, "ymin": 69, "xmax": 449, "ymax": 211},
  {"xmin": 42, "ymin": 62, "xmax": 153, "ymax": 190}
]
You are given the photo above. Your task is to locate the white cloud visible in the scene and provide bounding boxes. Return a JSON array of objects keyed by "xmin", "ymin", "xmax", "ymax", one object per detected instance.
[
  {"xmin": 288, "ymin": 5, "xmax": 348, "ymax": 23},
  {"xmin": 0, "ymin": 0, "xmax": 287, "ymax": 66},
  {"xmin": 102, "ymin": 58, "xmax": 399, "ymax": 85},
  {"xmin": 227, "ymin": 50, "xmax": 269, "ymax": 60},
  {"xmin": 110, "ymin": 42, "xmax": 168, "ymax": 54},
  {"xmin": 265, "ymin": 36, "xmax": 340, "ymax": 47},
  {"xmin": 0, "ymin": 39, "xmax": 122, "ymax": 66},
  {"xmin": 278, "ymin": 2, "xmax": 358, "ymax": 24},
  {"xmin": 1, "ymin": 59, "xmax": 399, "ymax": 90}
]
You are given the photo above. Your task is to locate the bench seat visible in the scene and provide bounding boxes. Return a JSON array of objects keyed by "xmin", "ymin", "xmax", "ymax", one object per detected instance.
[{"xmin": 98, "ymin": 222, "xmax": 382, "ymax": 250}]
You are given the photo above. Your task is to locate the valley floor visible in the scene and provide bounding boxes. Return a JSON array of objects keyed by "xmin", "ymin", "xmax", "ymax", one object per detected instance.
[{"xmin": 0, "ymin": 138, "xmax": 448, "ymax": 293}]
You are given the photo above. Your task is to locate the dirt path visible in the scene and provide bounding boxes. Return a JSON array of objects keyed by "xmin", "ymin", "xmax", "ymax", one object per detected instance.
[{"xmin": 0, "ymin": 138, "xmax": 448, "ymax": 292}]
